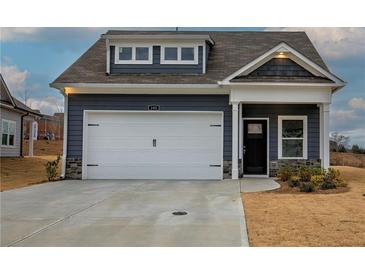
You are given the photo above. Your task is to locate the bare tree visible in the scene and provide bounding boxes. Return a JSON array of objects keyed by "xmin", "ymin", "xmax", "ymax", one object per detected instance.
[{"xmin": 330, "ymin": 132, "xmax": 350, "ymax": 152}]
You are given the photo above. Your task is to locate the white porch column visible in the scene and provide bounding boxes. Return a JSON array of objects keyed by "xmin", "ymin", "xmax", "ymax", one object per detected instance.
[
  {"xmin": 318, "ymin": 104, "xmax": 324, "ymax": 163},
  {"xmin": 232, "ymin": 102, "xmax": 239, "ymax": 179},
  {"xmin": 28, "ymin": 118, "xmax": 34, "ymax": 157},
  {"xmin": 322, "ymin": 103, "xmax": 330, "ymax": 168}
]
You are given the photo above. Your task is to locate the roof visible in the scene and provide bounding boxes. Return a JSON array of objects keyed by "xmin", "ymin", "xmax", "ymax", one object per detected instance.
[
  {"xmin": 52, "ymin": 31, "xmax": 332, "ymax": 85},
  {"xmin": 0, "ymin": 74, "xmax": 42, "ymax": 116}
]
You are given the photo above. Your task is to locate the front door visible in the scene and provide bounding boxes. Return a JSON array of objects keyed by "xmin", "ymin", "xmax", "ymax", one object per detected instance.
[{"xmin": 243, "ymin": 119, "xmax": 267, "ymax": 175}]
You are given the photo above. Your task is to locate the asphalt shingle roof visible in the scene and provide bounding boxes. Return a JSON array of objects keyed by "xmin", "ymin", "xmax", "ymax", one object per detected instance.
[{"xmin": 52, "ymin": 31, "xmax": 331, "ymax": 85}]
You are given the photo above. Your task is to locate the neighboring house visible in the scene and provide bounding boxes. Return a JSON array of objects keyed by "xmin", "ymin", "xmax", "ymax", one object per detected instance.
[
  {"xmin": 0, "ymin": 74, "xmax": 42, "ymax": 157},
  {"xmin": 24, "ymin": 112, "xmax": 64, "ymax": 140},
  {"xmin": 51, "ymin": 30, "xmax": 345, "ymax": 180}
]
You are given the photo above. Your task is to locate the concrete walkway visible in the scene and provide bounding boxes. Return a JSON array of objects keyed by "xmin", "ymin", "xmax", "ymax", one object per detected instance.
[
  {"xmin": 1, "ymin": 180, "xmax": 248, "ymax": 247},
  {"xmin": 240, "ymin": 178, "xmax": 280, "ymax": 193}
]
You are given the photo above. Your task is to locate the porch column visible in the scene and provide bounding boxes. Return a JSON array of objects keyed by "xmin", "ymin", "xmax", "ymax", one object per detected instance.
[
  {"xmin": 322, "ymin": 103, "xmax": 330, "ymax": 168},
  {"xmin": 232, "ymin": 102, "xmax": 239, "ymax": 179},
  {"xmin": 28, "ymin": 118, "xmax": 34, "ymax": 157}
]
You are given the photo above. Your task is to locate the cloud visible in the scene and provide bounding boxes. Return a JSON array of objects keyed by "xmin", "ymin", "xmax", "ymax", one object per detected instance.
[
  {"xmin": 0, "ymin": 28, "xmax": 40, "ymax": 42},
  {"xmin": 349, "ymin": 97, "xmax": 365, "ymax": 110},
  {"xmin": 335, "ymin": 128, "xmax": 365, "ymax": 146},
  {"xmin": 266, "ymin": 27, "xmax": 365, "ymax": 60},
  {"xmin": 330, "ymin": 109, "xmax": 360, "ymax": 121},
  {"xmin": 0, "ymin": 27, "xmax": 108, "ymax": 42},
  {"xmin": 27, "ymin": 96, "xmax": 64, "ymax": 115},
  {"xmin": 0, "ymin": 64, "xmax": 29, "ymax": 99}
]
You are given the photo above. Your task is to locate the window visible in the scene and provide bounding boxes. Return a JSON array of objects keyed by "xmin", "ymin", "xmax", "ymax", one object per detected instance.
[
  {"xmin": 160, "ymin": 45, "xmax": 198, "ymax": 64},
  {"xmin": 164, "ymin": 47, "xmax": 178, "ymax": 60},
  {"xmin": 119, "ymin": 47, "xmax": 132, "ymax": 60},
  {"xmin": 181, "ymin": 47, "xmax": 195, "ymax": 61},
  {"xmin": 2, "ymin": 119, "xmax": 16, "ymax": 147},
  {"xmin": 136, "ymin": 47, "xmax": 149, "ymax": 60},
  {"xmin": 278, "ymin": 116, "xmax": 307, "ymax": 159},
  {"xmin": 115, "ymin": 44, "xmax": 152, "ymax": 64}
]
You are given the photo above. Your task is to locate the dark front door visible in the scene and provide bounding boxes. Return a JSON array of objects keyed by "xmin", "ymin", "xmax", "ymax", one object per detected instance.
[{"xmin": 243, "ymin": 119, "xmax": 267, "ymax": 175}]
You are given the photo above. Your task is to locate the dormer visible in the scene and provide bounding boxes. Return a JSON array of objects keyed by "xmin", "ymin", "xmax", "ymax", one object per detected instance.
[{"xmin": 102, "ymin": 32, "xmax": 215, "ymax": 75}]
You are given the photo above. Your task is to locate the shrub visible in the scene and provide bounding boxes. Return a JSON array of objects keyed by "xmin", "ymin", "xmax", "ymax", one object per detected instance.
[
  {"xmin": 300, "ymin": 182, "xmax": 315, "ymax": 192},
  {"xmin": 45, "ymin": 155, "xmax": 61, "ymax": 181},
  {"xmin": 325, "ymin": 168, "xmax": 346, "ymax": 187},
  {"xmin": 298, "ymin": 166, "xmax": 312, "ymax": 182},
  {"xmin": 310, "ymin": 175, "xmax": 325, "ymax": 187},
  {"xmin": 288, "ymin": 175, "xmax": 301, "ymax": 187},
  {"xmin": 277, "ymin": 166, "xmax": 296, "ymax": 182},
  {"xmin": 319, "ymin": 181, "xmax": 337, "ymax": 190}
]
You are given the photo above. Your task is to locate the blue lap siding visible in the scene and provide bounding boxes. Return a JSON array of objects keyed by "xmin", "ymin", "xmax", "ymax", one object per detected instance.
[
  {"xmin": 242, "ymin": 104, "xmax": 320, "ymax": 160},
  {"xmin": 67, "ymin": 94, "xmax": 232, "ymax": 160}
]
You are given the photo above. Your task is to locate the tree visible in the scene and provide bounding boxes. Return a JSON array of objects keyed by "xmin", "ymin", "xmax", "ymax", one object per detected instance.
[
  {"xmin": 351, "ymin": 144, "xmax": 365, "ymax": 154},
  {"xmin": 330, "ymin": 132, "xmax": 350, "ymax": 152}
]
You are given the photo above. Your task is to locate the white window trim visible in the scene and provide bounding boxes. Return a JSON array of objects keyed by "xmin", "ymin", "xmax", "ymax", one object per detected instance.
[
  {"xmin": 160, "ymin": 44, "xmax": 199, "ymax": 65},
  {"xmin": 114, "ymin": 43, "xmax": 153, "ymax": 65},
  {"xmin": 278, "ymin": 115, "xmax": 308, "ymax": 160},
  {"xmin": 1, "ymin": 119, "xmax": 16, "ymax": 148}
]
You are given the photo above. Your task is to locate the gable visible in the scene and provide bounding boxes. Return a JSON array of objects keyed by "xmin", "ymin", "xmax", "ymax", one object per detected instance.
[
  {"xmin": 248, "ymin": 58, "xmax": 314, "ymax": 77},
  {"xmin": 222, "ymin": 42, "xmax": 345, "ymax": 87}
]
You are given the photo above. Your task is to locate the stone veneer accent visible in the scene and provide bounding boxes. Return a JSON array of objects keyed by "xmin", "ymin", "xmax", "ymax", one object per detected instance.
[
  {"xmin": 65, "ymin": 157, "xmax": 82, "ymax": 179},
  {"xmin": 269, "ymin": 159, "xmax": 321, "ymax": 177},
  {"xmin": 66, "ymin": 158, "xmax": 232, "ymax": 180}
]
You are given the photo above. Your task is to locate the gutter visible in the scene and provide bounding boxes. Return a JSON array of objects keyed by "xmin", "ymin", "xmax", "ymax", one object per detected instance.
[{"xmin": 50, "ymin": 82, "xmax": 220, "ymax": 90}]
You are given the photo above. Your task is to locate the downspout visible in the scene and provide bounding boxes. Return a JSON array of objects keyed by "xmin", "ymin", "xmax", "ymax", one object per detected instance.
[{"xmin": 20, "ymin": 113, "xmax": 29, "ymax": 157}]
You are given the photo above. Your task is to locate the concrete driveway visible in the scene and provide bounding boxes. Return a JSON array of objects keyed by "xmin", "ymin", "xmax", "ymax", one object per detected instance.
[{"xmin": 1, "ymin": 180, "xmax": 248, "ymax": 247}]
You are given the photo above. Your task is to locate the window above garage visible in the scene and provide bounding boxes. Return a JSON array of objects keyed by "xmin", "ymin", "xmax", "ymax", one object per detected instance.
[
  {"xmin": 114, "ymin": 44, "xmax": 153, "ymax": 65},
  {"xmin": 160, "ymin": 44, "xmax": 199, "ymax": 65}
]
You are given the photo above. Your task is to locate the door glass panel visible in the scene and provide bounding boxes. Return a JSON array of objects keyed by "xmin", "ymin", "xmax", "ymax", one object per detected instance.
[{"xmin": 248, "ymin": 123, "xmax": 262, "ymax": 134}]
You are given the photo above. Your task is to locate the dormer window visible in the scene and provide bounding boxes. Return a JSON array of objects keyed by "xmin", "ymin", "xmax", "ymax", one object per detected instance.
[
  {"xmin": 115, "ymin": 44, "xmax": 153, "ymax": 64},
  {"xmin": 160, "ymin": 44, "xmax": 198, "ymax": 65}
]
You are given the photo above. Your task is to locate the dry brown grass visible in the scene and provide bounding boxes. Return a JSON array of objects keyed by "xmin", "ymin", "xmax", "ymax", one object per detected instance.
[
  {"xmin": 331, "ymin": 152, "xmax": 365, "ymax": 168},
  {"xmin": 242, "ymin": 166, "xmax": 365, "ymax": 246},
  {"xmin": 0, "ymin": 156, "xmax": 61, "ymax": 191},
  {"xmin": 22, "ymin": 140, "xmax": 63, "ymax": 156}
]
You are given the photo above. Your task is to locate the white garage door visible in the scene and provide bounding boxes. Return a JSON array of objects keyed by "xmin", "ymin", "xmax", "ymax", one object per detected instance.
[{"xmin": 83, "ymin": 111, "xmax": 223, "ymax": 180}]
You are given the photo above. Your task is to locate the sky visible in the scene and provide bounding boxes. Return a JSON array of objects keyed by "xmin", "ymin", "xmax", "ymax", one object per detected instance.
[{"xmin": 1, "ymin": 27, "xmax": 364, "ymax": 146}]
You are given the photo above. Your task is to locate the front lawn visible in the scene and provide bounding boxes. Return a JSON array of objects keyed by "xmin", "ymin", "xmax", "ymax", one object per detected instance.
[
  {"xmin": 242, "ymin": 166, "xmax": 365, "ymax": 246},
  {"xmin": 0, "ymin": 156, "xmax": 60, "ymax": 191}
]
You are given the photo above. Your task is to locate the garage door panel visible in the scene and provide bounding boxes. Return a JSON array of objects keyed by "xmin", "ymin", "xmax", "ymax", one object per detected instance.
[
  {"xmin": 84, "ymin": 112, "xmax": 223, "ymax": 180},
  {"xmin": 88, "ymin": 124, "xmax": 220, "ymax": 137},
  {"xmin": 87, "ymin": 136, "xmax": 221, "ymax": 150},
  {"xmin": 87, "ymin": 149, "xmax": 221, "ymax": 163},
  {"xmin": 86, "ymin": 165, "xmax": 222, "ymax": 180}
]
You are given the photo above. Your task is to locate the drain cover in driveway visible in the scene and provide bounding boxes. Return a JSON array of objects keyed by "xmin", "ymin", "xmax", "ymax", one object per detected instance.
[{"xmin": 172, "ymin": 211, "xmax": 188, "ymax": 216}]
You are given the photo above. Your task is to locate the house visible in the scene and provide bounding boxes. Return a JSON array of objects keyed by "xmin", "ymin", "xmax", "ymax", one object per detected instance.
[
  {"xmin": 50, "ymin": 30, "xmax": 345, "ymax": 180},
  {"xmin": 0, "ymin": 74, "xmax": 42, "ymax": 157},
  {"xmin": 24, "ymin": 112, "xmax": 64, "ymax": 140}
]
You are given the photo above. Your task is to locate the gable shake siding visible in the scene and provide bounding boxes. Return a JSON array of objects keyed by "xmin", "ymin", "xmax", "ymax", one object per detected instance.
[
  {"xmin": 110, "ymin": 46, "xmax": 203, "ymax": 74},
  {"xmin": 242, "ymin": 104, "xmax": 320, "ymax": 160},
  {"xmin": 67, "ymin": 94, "xmax": 232, "ymax": 161}
]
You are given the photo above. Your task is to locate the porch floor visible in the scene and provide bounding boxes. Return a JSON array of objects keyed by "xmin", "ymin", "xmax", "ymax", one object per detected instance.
[{"xmin": 240, "ymin": 178, "xmax": 280, "ymax": 193}]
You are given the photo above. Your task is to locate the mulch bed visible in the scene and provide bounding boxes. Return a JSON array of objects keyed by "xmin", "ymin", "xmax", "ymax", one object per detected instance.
[{"xmin": 271, "ymin": 179, "xmax": 350, "ymax": 194}]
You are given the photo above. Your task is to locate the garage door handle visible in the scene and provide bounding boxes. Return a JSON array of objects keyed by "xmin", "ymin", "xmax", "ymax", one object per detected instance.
[
  {"xmin": 87, "ymin": 164, "xmax": 99, "ymax": 167},
  {"xmin": 209, "ymin": 165, "xmax": 221, "ymax": 167},
  {"xmin": 153, "ymin": 139, "xmax": 157, "ymax": 147},
  {"xmin": 210, "ymin": 124, "xmax": 222, "ymax": 127}
]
